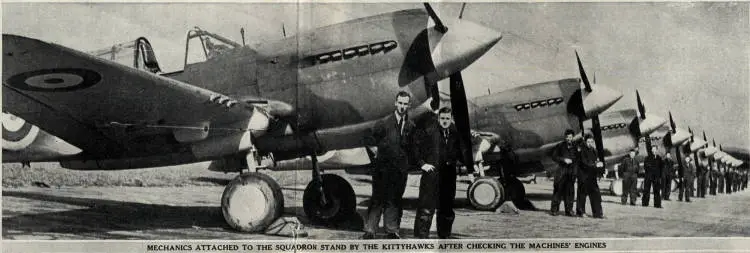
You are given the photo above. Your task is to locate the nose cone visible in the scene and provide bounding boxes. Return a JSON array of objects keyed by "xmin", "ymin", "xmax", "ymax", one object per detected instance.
[
  {"xmin": 669, "ymin": 128, "xmax": 692, "ymax": 146},
  {"xmin": 725, "ymin": 157, "xmax": 734, "ymax": 164},
  {"xmin": 690, "ymin": 138, "xmax": 707, "ymax": 152},
  {"xmin": 713, "ymin": 150, "xmax": 726, "ymax": 160},
  {"xmin": 583, "ymin": 84, "xmax": 623, "ymax": 117},
  {"xmin": 427, "ymin": 19, "xmax": 502, "ymax": 81},
  {"xmin": 638, "ymin": 114, "xmax": 666, "ymax": 136},
  {"xmin": 704, "ymin": 146, "xmax": 718, "ymax": 156}
]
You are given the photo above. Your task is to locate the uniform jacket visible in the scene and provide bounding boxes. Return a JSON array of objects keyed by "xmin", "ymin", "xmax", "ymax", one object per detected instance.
[
  {"xmin": 551, "ymin": 141, "xmax": 580, "ymax": 175},
  {"xmin": 578, "ymin": 145, "xmax": 600, "ymax": 176},
  {"xmin": 683, "ymin": 161, "xmax": 696, "ymax": 179},
  {"xmin": 414, "ymin": 122, "xmax": 466, "ymax": 170},
  {"xmin": 620, "ymin": 157, "xmax": 640, "ymax": 178},
  {"xmin": 367, "ymin": 113, "xmax": 417, "ymax": 172},
  {"xmin": 644, "ymin": 155, "xmax": 663, "ymax": 178},
  {"xmin": 662, "ymin": 158, "xmax": 676, "ymax": 178}
]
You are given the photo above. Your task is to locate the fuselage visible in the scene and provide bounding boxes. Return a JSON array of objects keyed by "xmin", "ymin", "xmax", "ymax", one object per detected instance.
[
  {"xmin": 2, "ymin": 8, "xmax": 502, "ymax": 169},
  {"xmin": 165, "ymin": 9, "xmax": 432, "ymax": 131}
]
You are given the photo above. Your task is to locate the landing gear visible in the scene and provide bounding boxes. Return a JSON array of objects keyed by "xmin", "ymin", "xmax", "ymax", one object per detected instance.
[
  {"xmin": 221, "ymin": 172, "xmax": 284, "ymax": 232},
  {"xmin": 610, "ymin": 179, "xmax": 623, "ymax": 196},
  {"xmin": 303, "ymin": 174, "xmax": 357, "ymax": 224},
  {"xmin": 302, "ymin": 154, "xmax": 357, "ymax": 225},
  {"xmin": 467, "ymin": 177, "xmax": 504, "ymax": 211}
]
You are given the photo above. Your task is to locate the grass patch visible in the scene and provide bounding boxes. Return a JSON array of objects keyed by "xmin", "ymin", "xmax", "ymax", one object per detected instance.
[{"xmin": 3, "ymin": 162, "xmax": 303, "ymax": 188}]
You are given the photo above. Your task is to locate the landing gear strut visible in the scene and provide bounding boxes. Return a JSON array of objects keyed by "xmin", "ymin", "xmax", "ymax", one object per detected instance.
[{"xmin": 303, "ymin": 153, "xmax": 357, "ymax": 225}]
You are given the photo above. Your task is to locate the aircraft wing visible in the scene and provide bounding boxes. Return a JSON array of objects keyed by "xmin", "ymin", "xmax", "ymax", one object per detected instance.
[{"xmin": 3, "ymin": 34, "xmax": 260, "ymax": 158}]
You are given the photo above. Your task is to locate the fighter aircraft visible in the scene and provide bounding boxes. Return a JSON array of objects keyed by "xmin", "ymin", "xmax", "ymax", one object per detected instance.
[
  {"xmin": 580, "ymin": 91, "xmax": 674, "ymax": 196},
  {"xmin": 448, "ymin": 52, "xmax": 629, "ymax": 210},
  {"xmin": 2, "ymin": 4, "xmax": 502, "ymax": 232},
  {"xmin": 265, "ymin": 52, "xmax": 627, "ymax": 211}
]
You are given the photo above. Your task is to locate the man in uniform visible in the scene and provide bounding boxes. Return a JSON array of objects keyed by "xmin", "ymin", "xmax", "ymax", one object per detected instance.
[
  {"xmin": 619, "ymin": 149, "xmax": 640, "ymax": 205},
  {"xmin": 643, "ymin": 147, "xmax": 663, "ymax": 208},
  {"xmin": 413, "ymin": 107, "xmax": 467, "ymax": 239},
  {"xmin": 575, "ymin": 134, "xmax": 604, "ymax": 218},
  {"xmin": 550, "ymin": 129, "xmax": 579, "ymax": 216},
  {"xmin": 711, "ymin": 163, "xmax": 720, "ymax": 195},
  {"xmin": 662, "ymin": 153, "xmax": 675, "ymax": 201},
  {"xmin": 362, "ymin": 91, "xmax": 417, "ymax": 239},
  {"xmin": 680, "ymin": 156, "xmax": 695, "ymax": 202},
  {"xmin": 697, "ymin": 158, "xmax": 707, "ymax": 198},
  {"xmin": 724, "ymin": 166, "xmax": 734, "ymax": 194}
]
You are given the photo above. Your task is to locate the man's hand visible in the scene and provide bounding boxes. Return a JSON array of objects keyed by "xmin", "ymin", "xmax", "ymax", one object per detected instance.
[
  {"xmin": 421, "ymin": 164, "xmax": 435, "ymax": 172},
  {"xmin": 564, "ymin": 158, "xmax": 573, "ymax": 164},
  {"xmin": 596, "ymin": 161, "xmax": 604, "ymax": 168}
]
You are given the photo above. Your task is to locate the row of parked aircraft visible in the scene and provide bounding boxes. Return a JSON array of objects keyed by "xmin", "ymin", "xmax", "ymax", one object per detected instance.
[{"xmin": 2, "ymin": 4, "xmax": 746, "ymax": 232}]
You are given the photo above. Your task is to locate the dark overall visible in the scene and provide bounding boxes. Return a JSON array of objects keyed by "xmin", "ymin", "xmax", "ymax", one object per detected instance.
[
  {"xmin": 551, "ymin": 141, "xmax": 579, "ymax": 216},
  {"xmin": 576, "ymin": 145, "xmax": 603, "ymax": 217},
  {"xmin": 642, "ymin": 155, "xmax": 663, "ymax": 208},
  {"xmin": 364, "ymin": 114, "xmax": 416, "ymax": 235},
  {"xmin": 413, "ymin": 123, "xmax": 465, "ymax": 239}
]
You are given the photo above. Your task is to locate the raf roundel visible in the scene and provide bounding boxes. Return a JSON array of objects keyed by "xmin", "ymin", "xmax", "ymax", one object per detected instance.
[
  {"xmin": 6, "ymin": 68, "xmax": 102, "ymax": 92},
  {"xmin": 1, "ymin": 113, "xmax": 40, "ymax": 151}
]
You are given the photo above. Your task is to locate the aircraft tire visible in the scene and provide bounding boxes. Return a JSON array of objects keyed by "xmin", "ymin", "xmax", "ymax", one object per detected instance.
[
  {"xmin": 221, "ymin": 172, "xmax": 284, "ymax": 232},
  {"xmin": 467, "ymin": 177, "xmax": 504, "ymax": 211},
  {"xmin": 610, "ymin": 179, "xmax": 623, "ymax": 196},
  {"xmin": 303, "ymin": 174, "xmax": 356, "ymax": 225}
]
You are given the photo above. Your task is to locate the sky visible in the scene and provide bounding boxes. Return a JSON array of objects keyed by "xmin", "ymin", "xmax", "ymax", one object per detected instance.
[{"xmin": 3, "ymin": 2, "xmax": 749, "ymax": 148}]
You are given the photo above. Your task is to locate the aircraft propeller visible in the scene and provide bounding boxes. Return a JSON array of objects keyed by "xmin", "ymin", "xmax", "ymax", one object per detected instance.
[
  {"xmin": 423, "ymin": 2, "xmax": 477, "ymax": 171},
  {"xmin": 575, "ymin": 51, "xmax": 606, "ymax": 165},
  {"xmin": 635, "ymin": 90, "xmax": 655, "ymax": 156},
  {"xmin": 667, "ymin": 112, "xmax": 685, "ymax": 174}
]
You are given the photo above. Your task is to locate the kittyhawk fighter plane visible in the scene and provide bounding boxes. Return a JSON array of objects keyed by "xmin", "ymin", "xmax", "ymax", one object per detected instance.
[{"xmin": 2, "ymin": 4, "xmax": 501, "ymax": 232}]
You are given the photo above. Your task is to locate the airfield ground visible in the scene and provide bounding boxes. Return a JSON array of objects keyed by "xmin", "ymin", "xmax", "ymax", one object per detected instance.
[{"xmin": 3, "ymin": 163, "xmax": 750, "ymax": 239}]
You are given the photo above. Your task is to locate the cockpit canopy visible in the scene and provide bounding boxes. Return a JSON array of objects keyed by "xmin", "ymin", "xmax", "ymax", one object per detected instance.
[
  {"xmin": 88, "ymin": 27, "xmax": 241, "ymax": 74},
  {"xmin": 88, "ymin": 37, "xmax": 162, "ymax": 73},
  {"xmin": 184, "ymin": 27, "xmax": 240, "ymax": 67}
]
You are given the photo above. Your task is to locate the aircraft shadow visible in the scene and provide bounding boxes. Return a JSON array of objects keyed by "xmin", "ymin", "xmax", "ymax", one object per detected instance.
[
  {"xmin": 2, "ymin": 190, "xmax": 233, "ymax": 238},
  {"xmin": 192, "ymin": 177, "xmax": 231, "ymax": 186}
]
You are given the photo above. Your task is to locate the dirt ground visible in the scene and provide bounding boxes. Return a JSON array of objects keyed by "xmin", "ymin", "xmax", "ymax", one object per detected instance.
[{"xmin": 3, "ymin": 172, "xmax": 750, "ymax": 240}]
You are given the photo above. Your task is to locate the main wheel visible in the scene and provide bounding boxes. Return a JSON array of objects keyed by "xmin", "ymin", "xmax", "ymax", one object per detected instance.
[
  {"xmin": 303, "ymin": 174, "xmax": 356, "ymax": 225},
  {"xmin": 221, "ymin": 172, "xmax": 284, "ymax": 232},
  {"xmin": 467, "ymin": 177, "xmax": 504, "ymax": 211},
  {"xmin": 610, "ymin": 179, "xmax": 623, "ymax": 196}
]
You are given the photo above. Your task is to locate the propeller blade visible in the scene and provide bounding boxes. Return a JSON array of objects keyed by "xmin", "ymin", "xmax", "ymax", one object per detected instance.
[
  {"xmin": 636, "ymin": 90, "xmax": 646, "ymax": 119},
  {"xmin": 669, "ymin": 112, "xmax": 676, "ymax": 133},
  {"xmin": 449, "ymin": 72, "xmax": 475, "ymax": 171},
  {"xmin": 575, "ymin": 50, "xmax": 592, "ymax": 92},
  {"xmin": 593, "ymin": 71, "xmax": 597, "ymax": 84},
  {"xmin": 425, "ymin": 79, "xmax": 440, "ymax": 110},
  {"xmin": 703, "ymin": 131, "xmax": 707, "ymax": 142},
  {"xmin": 459, "ymin": 3, "xmax": 467, "ymax": 19},
  {"xmin": 713, "ymin": 138, "xmax": 716, "ymax": 147},
  {"xmin": 424, "ymin": 3, "xmax": 448, "ymax": 33},
  {"xmin": 591, "ymin": 116, "xmax": 606, "ymax": 164}
]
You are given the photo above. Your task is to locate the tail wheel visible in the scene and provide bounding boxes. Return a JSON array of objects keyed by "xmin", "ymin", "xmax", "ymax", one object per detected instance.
[
  {"xmin": 467, "ymin": 176, "xmax": 504, "ymax": 211},
  {"xmin": 303, "ymin": 174, "xmax": 356, "ymax": 224},
  {"xmin": 221, "ymin": 172, "xmax": 284, "ymax": 232},
  {"xmin": 610, "ymin": 179, "xmax": 623, "ymax": 196}
]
